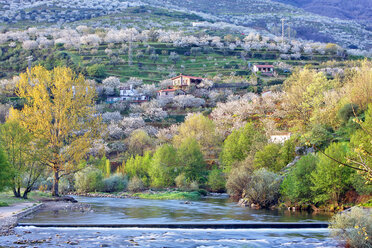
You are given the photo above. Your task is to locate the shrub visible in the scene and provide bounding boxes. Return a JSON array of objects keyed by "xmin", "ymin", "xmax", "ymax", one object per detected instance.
[
  {"xmin": 74, "ymin": 167, "xmax": 103, "ymax": 193},
  {"xmin": 245, "ymin": 168, "xmax": 281, "ymax": 208},
  {"xmin": 175, "ymin": 173, "xmax": 188, "ymax": 189},
  {"xmin": 128, "ymin": 176, "xmax": 144, "ymax": 193},
  {"xmin": 189, "ymin": 181, "xmax": 199, "ymax": 190},
  {"xmin": 338, "ymin": 103, "xmax": 359, "ymax": 124},
  {"xmin": 329, "ymin": 207, "xmax": 372, "ymax": 248},
  {"xmin": 226, "ymin": 164, "xmax": 253, "ymax": 198},
  {"xmin": 59, "ymin": 176, "xmax": 74, "ymax": 194},
  {"xmin": 207, "ymin": 168, "xmax": 226, "ymax": 192},
  {"xmin": 102, "ymin": 174, "xmax": 128, "ymax": 193}
]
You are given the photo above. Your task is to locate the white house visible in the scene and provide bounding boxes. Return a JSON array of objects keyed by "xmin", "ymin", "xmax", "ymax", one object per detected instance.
[
  {"xmin": 253, "ymin": 64, "xmax": 274, "ymax": 75},
  {"xmin": 107, "ymin": 85, "xmax": 149, "ymax": 104}
]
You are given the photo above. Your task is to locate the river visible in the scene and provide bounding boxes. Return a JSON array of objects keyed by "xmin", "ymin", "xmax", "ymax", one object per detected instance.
[{"xmin": 0, "ymin": 195, "xmax": 338, "ymax": 247}]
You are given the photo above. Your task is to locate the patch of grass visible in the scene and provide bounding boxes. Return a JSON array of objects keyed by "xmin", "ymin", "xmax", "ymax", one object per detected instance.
[
  {"xmin": 0, "ymin": 191, "xmax": 52, "ymax": 206},
  {"xmin": 359, "ymin": 199, "xmax": 372, "ymax": 207},
  {"xmin": 0, "ymin": 192, "xmax": 29, "ymax": 206},
  {"xmin": 134, "ymin": 191, "xmax": 201, "ymax": 200}
]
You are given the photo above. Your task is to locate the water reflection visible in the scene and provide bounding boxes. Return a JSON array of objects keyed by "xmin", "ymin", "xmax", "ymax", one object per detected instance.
[{"xmin": 20, "ymin": 196, "xmax": 332, "ymax": 224}]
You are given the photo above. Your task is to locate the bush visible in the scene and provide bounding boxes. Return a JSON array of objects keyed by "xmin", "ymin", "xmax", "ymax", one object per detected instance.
[
  {"xmin": 59, "ymin": 176, "xmax": 74, "ymax": 194},
  {"xmin": 102, "ymin": 174, "xmax": 128, "ymax": 193},
  {"xmin": 329, "ymin": 207, "xmax": 372, "ymax": 248},
  {"xmin": 189, "ymin": 181, "xmax": 199, "ymax": 190},
  {"xmin": 245, "ymin": 168, "xmax": 281, "ymax": 208},
  {"xmin": 226, "ymin": 164, "xmax": 253, "ymax": 198},
  {"xmin": 175, "ymin": 173, "xmax": 188, "ymax": 189},
  {"xmin": 128, "ymin": 176, "xmax": 144, "ymax": 193},
  {"xmin": 207, "ymin": 168, "xmax": 226, "ymax": 192},
  {"xmin": 338, "ymin": 103, "xmax": 359, "ymax": 124},
  {"xmin": 74, "ymin": 167, "xmax": 103, "ymax": 193}
]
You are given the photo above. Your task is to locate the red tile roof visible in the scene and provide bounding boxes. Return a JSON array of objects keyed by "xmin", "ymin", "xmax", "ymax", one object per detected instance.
[
  {"xmin": 171, "ymin": 74, "xmax": 204, "ymax": 80},
  {"xmin": 254, "ymin": 65, "xmax": 274, "ymax": 68}
]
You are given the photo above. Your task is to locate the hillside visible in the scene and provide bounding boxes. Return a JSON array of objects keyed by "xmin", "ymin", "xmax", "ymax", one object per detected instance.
[
  {"xmin": 0, "ymin": 0, "xmax": 371, "ymax": 50},
  {"xmin": 273, "ymin": 0, "xmax": 372, "ymax": 24}
]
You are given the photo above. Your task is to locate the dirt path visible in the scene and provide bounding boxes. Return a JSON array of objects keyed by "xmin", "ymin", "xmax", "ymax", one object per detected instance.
[{"xmin": 0, "ymin": 202, "xmax": 35, "ymax": 218}]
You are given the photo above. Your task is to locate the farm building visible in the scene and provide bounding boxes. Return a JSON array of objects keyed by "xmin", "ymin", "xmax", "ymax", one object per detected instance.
[
  {"xmin": 171, "ymin": 74, "xmax": 204, "ymax": 90},
  {"xmin": 157, "ymin": 88, "xmax": 186, "ymax": 99}
]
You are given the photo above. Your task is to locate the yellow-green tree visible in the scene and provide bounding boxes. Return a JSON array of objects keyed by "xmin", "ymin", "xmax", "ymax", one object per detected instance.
[
  {"xmin": 9, "ymin": 66, "xmax": 102, "ymax": 196},
  {"xmin": 283, "ymin": 68, "xmax": 336, "ymax": 130},
  {"xmin": 173, "ymin": 113, "xmax": 221, "ymax": 156},
  {"xmin": 344, "ymin": 60, "xmax": 372, "ymax": 111}
]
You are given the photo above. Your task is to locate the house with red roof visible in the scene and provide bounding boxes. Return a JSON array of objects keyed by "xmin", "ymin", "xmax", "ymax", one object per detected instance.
[
  {"xmin": 157, "ymin": 88, "xmax": 186, "ymax": 99},
  {"xmin": 253, "ymin": 64, "xmax": 275, "ymax": 75}
]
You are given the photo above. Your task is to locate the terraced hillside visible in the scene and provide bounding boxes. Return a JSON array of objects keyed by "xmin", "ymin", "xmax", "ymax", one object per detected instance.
[{"xmin": 0, "ymin": 40, "xmax": 347, "ymax": 84}]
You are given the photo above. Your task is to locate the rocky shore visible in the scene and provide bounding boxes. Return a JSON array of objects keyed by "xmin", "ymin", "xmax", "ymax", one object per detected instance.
[{"xmin": 67, "ymin": 192, "xmax": 139, "ymax": 199}]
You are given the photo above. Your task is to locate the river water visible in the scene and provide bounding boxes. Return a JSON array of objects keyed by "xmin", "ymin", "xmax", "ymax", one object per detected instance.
[{"xmin": 0, "ymin": 195, "xmax": 339, "ymax": 247}]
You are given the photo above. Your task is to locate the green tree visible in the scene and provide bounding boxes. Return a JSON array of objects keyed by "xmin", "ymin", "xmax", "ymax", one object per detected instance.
[
  {"xmin": 125, "ymin": 151, "xmax": 152, "ymax": 185},
  {"xmin": 127, "ymin": 129, "xmax": 153, "ymax": 156},
  {"xmin": 0, "ymin": 121, "xmax": 43, "ymax": 198},
  {"xmin": 284, "ymin": 68, "xmax": 334, "ymax": 130},
  {"xmin": 253, "ymin": 143, "xmax": 282, "ymax": 172},
  {"xmin": 177, "ymin": 137, "xmax": 207, "ymax": 183},
  {"xmin": 86, "ymin": 64, "xmax": 106, "ymax": 78},
  {"xmin": 173, "ymin": 113, "xmax": 221, "ymax": 156},
  {"xmin": 149, "ymin": 144, "xmax": 178, "ymax": 187},
  {"xmin": 0, "ymin": 147, "xmax": 12, "ymax": 192},
  {"xmin": 220, "ymin": 122, "xmax": 266, "ymax": 172},
  {"xmin": 9, "ymin": 66, "xmax": 102, "ymax": 196},
  {"xmin": 281, "ymin": 154, "xmax": 318, "ymax": 204},
  {"xmin": 207, "ymin": 167, "xmax": 226, "ymax": 192},
  {"xmin": 311, "ymin": 142, "xmax": 354, "ymax": 204}
]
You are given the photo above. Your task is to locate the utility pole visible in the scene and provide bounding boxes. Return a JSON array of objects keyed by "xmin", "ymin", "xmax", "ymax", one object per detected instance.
[{"xmin": 281, "ymin": 18, "xmax": 285, "ymax": 46}]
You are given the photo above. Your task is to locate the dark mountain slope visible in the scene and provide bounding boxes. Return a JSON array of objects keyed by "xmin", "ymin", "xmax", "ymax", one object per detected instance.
[{"xmin": 273, "ymin": 0, "xmax": 372, "ymax": 22}]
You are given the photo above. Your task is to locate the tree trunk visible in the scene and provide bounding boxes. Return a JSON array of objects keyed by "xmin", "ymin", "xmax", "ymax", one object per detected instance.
[
  {"xmin": 52, "ymin": 170, "xmax": 59, "ymax": 197},
  {"xmin": 13, "ymin": 187, "xmax": 21, "ymax": 198},
  {"xmin": 22, "ymin": 188, "xmax": 30, "ymax": 199}
]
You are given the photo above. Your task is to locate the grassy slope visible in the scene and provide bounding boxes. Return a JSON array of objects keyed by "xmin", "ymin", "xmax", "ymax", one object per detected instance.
[{"xmin": 0, "ymin": 191, "xmax": 51, "ymax": 207}]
